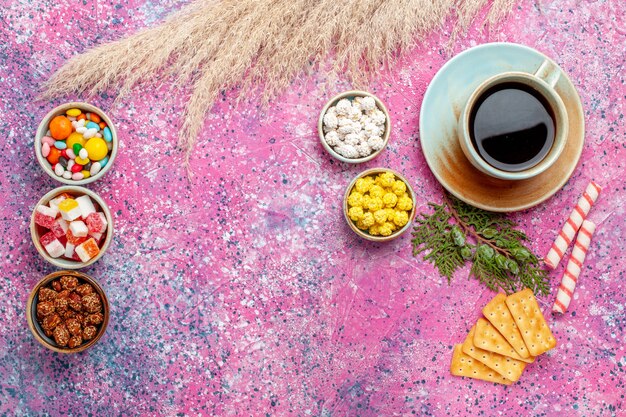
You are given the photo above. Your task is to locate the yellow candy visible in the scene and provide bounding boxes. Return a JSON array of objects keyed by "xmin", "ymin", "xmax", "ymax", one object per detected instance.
[
  {"xmin": 385, "ymin": 221, "xmax": 398, "ymax": 232},
  {"xmin": 355, "ymin": 178, "xmax": 372, "ymax": 194},
  {"xmin": 66, "ymin": 132, "xmax": 85, "ymax": 149},
  {"xmin": 378, "ymin": 172, "xmax": 396, "ymax": 188},
  {"xmin": 397, "ymin": 194, "xmax": 413, "ymax": 211},
  {"xmin": 382, "ymin": 192, "xmax": 398, "ymax": 208},
  {"xmin": 348, "ymin": 206, "xmax": 364, "ymax": 221},
  {"xmin": 75, "ymin": 156, "xmax": 90, "ymax": 165},
  {"xmin": 84, "ymin": 137, "xmax": 108, "ymax": 161},
  {"xmin": 58, "ymin": 198, "xmax": 78, "ymax": 212},
  {"xmin": 393, "ymin": 211, "xmax": 409, "ymax": 227},
  {"xmin": 369, "ymin": 185, "xmax": 384, "ymax": 199},
  {"xmin": 81, "ymin": 170, "xmax": 91, "ymax": 179},
  {"xmin": 369, "ymin": 224, "xmax": 381, "ymax": 236},
  {"xmin": 366, "ymin": 196, "xmax": 383, "ymax": 212},
  {"xmin": 361, "ymin": 212, "xmax": 375, "ymax": 228},
  {"xmin": 379, "ymin": 223, "xmax": 393, "ymax": 236},
  {"xmin": 347, "ymin": 192, "xmax": 364, "ymax": 208},
  {"xmin": 392, "ymin": 180, "xmax": 407, "ymax": 196},
  {"xmin": 373, "ymin": 209, "xmax": 387, "ymax": 225},
  {"xmin": 66, "ymin": 108, "xmax": 82, "ymax": 117}
]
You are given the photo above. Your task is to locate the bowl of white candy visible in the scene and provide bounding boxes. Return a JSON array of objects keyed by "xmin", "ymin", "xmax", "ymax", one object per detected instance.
[{"xmin": 318, "ymin": 90, "xmax": 390, "ymax": 163}]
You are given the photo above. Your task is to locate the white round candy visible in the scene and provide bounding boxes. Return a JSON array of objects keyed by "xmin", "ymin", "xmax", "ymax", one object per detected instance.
[
  {"xmin": 344, "ymin": 133, "xmax": 360, "ymax": 146},
  {"xmin": 324, "ymin": 131, "xmax": 340, "ymax": 147},
  {"xmin": 364, "ymin": 122, "xmax": 381, "ymax": 137},
  {"xmin": 357, "ymin": 143, "xmax": 373, "ymax": 157},
  {"xmin": 368, "ymin": 109, "xmax": 387, "ymax": 126},
  {"xmin": 335, "ymin": 99, "xmax": 352, "ymax": 115},
  {"xmin": 90, "ymin": 162, "xmax": 102, "ymax": 176},
  {"xmin": 323, "ymin": 112, "xmax": 338, "ymax": 130},
  {"xmin": 79, "ymin": 148, "xmax": 88, "ymax": 159},
  {"xmin": 83, "ymin": 128, "xmax": 97, "ymax": 139},
  {"xmin": 337, "ymin": 124, "xmax": 357, "ymax": 136},
  {"xmin": 54, "ymin": 164, "xmax": 64, "ymax": 176},
  {"xmin": 360, "ymin": 96, "xmax": 376, "ymax": 112},
  {"xmin": 62, "ymin": 171, "xmax": 72, "ymax": 179},
  {"xmin": 335, "ymin": 144, "xmax": 359, "ymax": 159},
  {"xmin": 368, "ymin": 136, "xmax": 385, "ymax": 151}
]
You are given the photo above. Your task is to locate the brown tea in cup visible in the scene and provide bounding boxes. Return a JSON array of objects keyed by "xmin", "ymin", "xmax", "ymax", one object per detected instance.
[{"xmin": 469, "ymin": 82, "xmax": 556, "ymax": 172}]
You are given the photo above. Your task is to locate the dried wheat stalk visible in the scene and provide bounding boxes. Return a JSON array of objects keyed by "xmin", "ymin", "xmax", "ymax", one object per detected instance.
[{"xmin": 41, "ymin": 0, "xmax": 515, "ymax": 170}]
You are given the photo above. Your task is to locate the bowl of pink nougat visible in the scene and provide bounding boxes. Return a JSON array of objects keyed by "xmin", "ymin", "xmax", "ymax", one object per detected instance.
[{"xmin": 30, "ymin": 186, "xmax": 113, "ymax": 269}]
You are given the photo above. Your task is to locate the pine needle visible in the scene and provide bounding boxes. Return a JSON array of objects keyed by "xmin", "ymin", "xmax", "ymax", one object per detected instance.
[
  {"xmin": 411, "ymin": 194, "xmax": 550, "ymax": 295},
  {"xmin": 41, "ymin": 0, "xmax": 516, "ymax": 167}
]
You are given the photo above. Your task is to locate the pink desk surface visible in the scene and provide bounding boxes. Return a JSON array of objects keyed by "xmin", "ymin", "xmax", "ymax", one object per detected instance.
[{"xmin": 0, "ymin": 0, "xmax": 624, "ymax": 415}]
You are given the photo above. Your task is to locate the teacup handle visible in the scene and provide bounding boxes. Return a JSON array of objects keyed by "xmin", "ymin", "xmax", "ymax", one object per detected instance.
[{"xmin": 534, "ymin": 59, "xmax": 561, "ymax": 88}]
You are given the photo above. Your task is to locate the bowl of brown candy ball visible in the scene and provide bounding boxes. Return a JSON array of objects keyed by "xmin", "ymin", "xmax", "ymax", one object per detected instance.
[{"xmin": 26, "ymin": 270, "xmax": 109, "ymax": 353}]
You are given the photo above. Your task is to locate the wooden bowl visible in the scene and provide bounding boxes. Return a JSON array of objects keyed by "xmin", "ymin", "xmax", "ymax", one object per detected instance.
[
  {"xmin": 34, "ymin": 102, "xmax": 118, "ymax": 185},
  {"xmin": 318, "ymin": 90, "xmax": 391, "ymax": 163},
  {"xmin": 30, "ymin": 186, "xmax": 113, "ymax": 269},
  {"xmin": 26, "ymin": 270, "xmax": 110, "ymax": 353},
  {"xmin": 344, "ymin": 168, "xmax": 417, "ymax": 242}
]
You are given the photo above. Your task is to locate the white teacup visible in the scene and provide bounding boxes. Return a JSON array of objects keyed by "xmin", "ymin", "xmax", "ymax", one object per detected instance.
[{"xmin": 458, "ymin": 60, "xmax": 568, "ymax": 181}]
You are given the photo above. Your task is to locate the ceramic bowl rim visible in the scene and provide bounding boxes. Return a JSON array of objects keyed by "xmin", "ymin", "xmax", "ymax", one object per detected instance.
[
  {"xmin": 34, "ymin": 102, "xmax": 118, "ymax": 185},
  {"xmin": 343, "ymin": 167, "xmax": 417, "ymax": 242},
  {"xmin": 26, "ymin": 270, "xmax": 110, "ymax": 354},
  {"xmin": 318, "ymin": 90, "xmax": 391, "ymax": 163},
  {"xmin": 30, "ymin": 186, "xmax": 114, "ymax": 269}
]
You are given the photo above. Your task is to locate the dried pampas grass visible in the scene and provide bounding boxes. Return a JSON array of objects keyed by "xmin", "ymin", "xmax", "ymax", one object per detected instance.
[{"xmin": 42, "ymin": 0, "xmax": 515, "ymax": 170}]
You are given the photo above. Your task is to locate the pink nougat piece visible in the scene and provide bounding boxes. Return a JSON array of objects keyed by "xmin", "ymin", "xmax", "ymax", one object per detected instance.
[
  {"xmin": 85, "ymin": 212, "xmax": 107, "ymax": 234},
  {"xmin": 75, "ymin": 238, "xmax": 100, "ymax": 262},
  {"xmin": 40, "ymin": 231, "xmax": 64, "ymax": 258},
  {"xmin": 50, "ymin": 218, "xmax": 69, "ymax": 238},
  {"xmin": 34, "ymin": 205, "xmax": 58, "ymax": 229}
]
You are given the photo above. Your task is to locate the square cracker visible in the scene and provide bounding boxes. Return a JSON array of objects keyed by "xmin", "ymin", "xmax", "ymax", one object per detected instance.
[
  {"xmin": 462, "ymin": 325, "xmax": 527, "ymax": 382},
  {"xmin": 450, "ymin": 344, "xmax": 511, "ymax": 385},
  {"xmin": 506, "ymin": 288, "xmax": 557, "ymax": 356},
  {"xmin": 474, "ymin": 318, "xmax": 535, "ymax": 363},
  {"xmin": 483, "ymin": 293, "xmax": 530, "ymax": 358}
]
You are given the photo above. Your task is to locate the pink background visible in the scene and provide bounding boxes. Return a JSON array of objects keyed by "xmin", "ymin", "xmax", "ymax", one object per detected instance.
[{"xmin": 0, "ymin": 0, "xmax": 624, "ymax": 415}]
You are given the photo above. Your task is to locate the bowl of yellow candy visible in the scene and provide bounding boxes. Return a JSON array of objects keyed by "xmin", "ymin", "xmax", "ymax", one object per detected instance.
[{"xmin": 344, "ymin": 168, "xmax": 416, "ymax": 242}]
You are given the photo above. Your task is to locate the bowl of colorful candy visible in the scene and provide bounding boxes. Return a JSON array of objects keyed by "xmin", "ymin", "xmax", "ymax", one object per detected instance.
[
  {"xmin": 35, "ymin": 102, "xmax": 118, "ymax": 185},
  {"xmin": 344, "ymin": 168, "xmax": 416, "ymax": 242},
  {"xmin": 30, "ymin": 186, "xmax": 113, "ymax": 269},
  {"xmin": 26, "ymin": 270, "xmax": 109, "ymax": 353},
  {"xmin": 318, "ymin": 90, "xmax": 391, "ymax": 163}
]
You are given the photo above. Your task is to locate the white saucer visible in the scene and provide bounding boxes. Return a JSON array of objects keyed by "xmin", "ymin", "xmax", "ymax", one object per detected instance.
[{"xmin": 419, "ymin": 42, "xmax": 584, "ymax": 212}]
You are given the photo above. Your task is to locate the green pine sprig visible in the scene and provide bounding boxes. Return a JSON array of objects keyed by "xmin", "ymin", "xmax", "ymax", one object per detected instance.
[{"xmin": 411, "ymin": 193, "xmax": 549, "ymax": 295}]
